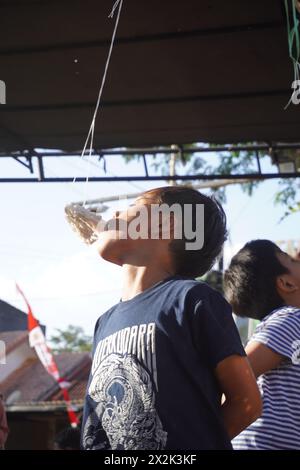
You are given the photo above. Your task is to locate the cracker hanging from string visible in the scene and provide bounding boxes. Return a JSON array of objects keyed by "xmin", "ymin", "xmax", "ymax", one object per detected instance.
[
  {"xmin": 65, "ymin": 204, "xmax": 106, "ymax": 245},
  {"xmin": 65, "ymin": 0, "xmax": 123, "ymax": 242}
]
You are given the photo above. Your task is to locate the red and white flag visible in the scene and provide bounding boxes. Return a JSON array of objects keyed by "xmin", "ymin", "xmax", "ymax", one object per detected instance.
[{"xmin": 16, "ymin": 284, "xmax": 79, "ymax": 428}]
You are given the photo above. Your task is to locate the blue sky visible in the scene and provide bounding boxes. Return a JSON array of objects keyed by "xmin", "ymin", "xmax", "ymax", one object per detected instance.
[{"xmin": 0, "ymin": 152, "xmax": 299, "ymax": 338}]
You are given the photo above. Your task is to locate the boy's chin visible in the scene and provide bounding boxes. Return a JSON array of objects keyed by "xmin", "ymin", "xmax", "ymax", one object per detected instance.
[{"xmin": 94, "ymin": 236, "xmax": 125, "ymax": 266}]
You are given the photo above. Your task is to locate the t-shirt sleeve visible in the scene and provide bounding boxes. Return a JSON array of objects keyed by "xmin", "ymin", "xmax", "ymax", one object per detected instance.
[
  {"xmin": 191, "ymin": 288, "xmax": 246, "ymax": 368},
  {"xmin": 91, "ymin": 315, "xmax": 104, "ymax": 355},
  {"xmin": 250, "ymin": 308, "xmax": 300, "ymax": 364}
]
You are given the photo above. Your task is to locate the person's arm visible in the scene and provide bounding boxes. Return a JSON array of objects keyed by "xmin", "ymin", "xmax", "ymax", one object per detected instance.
[
  {"xmin": 245, "ymin": 341, "xmax": 284, "ymax": 378},
  {"xmin": 215, "ymin": 355, "xmax": 262, "ymax": 440},
  {"xmin": 245, "ymin": 309, "xmax": 300, "ymax": 378}
]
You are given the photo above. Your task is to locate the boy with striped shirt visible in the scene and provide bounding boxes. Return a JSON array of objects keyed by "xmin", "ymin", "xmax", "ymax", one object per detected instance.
[{"xmin": 224, "ymin": 240, "xmax": 300, "ymax": 450}]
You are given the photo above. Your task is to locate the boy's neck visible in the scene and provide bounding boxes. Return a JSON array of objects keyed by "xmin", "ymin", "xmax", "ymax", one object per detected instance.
[
  {"xmin": 121, "ymin": 265, "xmax": 174, "ymax": 301},
  {"xmin": 282, "ymin": 297, "xmax": 300, "ymax": 310}
]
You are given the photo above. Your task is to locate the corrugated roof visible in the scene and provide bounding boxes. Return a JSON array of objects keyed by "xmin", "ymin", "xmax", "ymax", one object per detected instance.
[
  {"xmin": 0, "ymin": 0, "xmax": 299, "ymax": 152},
  {"xmin": 1, "ymin": 350, "xmax": 91, "ymax": 406},
  {"xmin": 0, "ymin": 330, "xmax": 28, "ymax": 354}
]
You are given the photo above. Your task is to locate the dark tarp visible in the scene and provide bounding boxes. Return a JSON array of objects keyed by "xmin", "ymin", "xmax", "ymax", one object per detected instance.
[{"xmin": 0, "ymin": 0, "xmax": 299, "ymax": 153}]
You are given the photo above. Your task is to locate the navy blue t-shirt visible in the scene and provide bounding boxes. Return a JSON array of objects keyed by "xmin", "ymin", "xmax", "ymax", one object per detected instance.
[{"xmin": 81, "ymin": 276, "xmax": 245, "ymax": 450}]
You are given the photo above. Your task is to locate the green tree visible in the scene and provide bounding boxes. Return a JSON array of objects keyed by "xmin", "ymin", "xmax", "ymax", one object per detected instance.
[
  {"xmin": 49, "ymin": 325, "xmax": 92, "ymax": 353},
  {"xmin": 123, "ymin": 143, "xmax": 300, "ymax": 219}
]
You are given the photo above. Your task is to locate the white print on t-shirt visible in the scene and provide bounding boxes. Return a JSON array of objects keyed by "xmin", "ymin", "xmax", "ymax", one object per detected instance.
[
  {"xmin": 92, "ymin": 322, "xmax": 158, "ymax": 388},
  {"xmin": 84, "ymin": 323, "xmax": 167, "ymax": 450},
  {"xmin": 291, "ymin": 339, "xmax": 300, "ymax": 365}
]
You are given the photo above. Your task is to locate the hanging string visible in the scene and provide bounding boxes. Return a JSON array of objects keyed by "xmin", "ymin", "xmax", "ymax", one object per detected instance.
[
  {"xmin": 73, "ymin": 0, "xmax": 124, "ymax": 202},
  {"xmin": 109, "ymin": 0, "xmax": 123, "ymax": 18},
  {"xmin": 284, "ymin": 0, "xmax": 300, "ymax": 108}
]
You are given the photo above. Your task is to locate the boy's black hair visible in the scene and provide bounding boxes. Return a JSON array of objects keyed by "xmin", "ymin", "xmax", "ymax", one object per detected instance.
[
  {"xmin": 142, "ymin": 186, "xmax": 227, "ymax": 278},
  {"xmin": 54, "ymin": 426, "xmax": 81, "ymax": 450},
  {"xmin": 223, "ymin": 239, "xmax": 289, "ymax": 320}
]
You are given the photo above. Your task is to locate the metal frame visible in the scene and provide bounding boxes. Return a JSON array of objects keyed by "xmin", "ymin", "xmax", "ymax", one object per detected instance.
[{"xmin": 0, "ymin": 143, "xmax": 299, "ymax": 183}]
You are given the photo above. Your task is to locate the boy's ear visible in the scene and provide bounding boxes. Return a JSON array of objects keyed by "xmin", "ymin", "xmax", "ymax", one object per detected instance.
[{"xmin": 276, "ymin": 274, "xmax": 299, "ymax": 294}]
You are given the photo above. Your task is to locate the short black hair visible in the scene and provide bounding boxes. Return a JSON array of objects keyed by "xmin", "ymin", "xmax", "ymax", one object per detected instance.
[
  {"xmin": 142, "ymin": 186, "xmax": 227, "ymax": 278},
  {"xmin": 223, "ymin": 239, "xmax": 289, "ymax": 320},
  {"xmin": 54, "ymin": 426, "xmax": 81, "ymax": 450}
]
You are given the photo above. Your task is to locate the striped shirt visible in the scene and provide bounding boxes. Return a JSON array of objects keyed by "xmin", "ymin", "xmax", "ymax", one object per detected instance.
[{"xmin": 232, "ymin": 306, "xmax": 300, "ymax": 450}]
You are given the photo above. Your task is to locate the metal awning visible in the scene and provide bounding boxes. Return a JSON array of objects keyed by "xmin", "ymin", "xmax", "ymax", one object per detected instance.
[{"xmin": 0, "ymin": 0, "xmax": 299, "ymax": 155}]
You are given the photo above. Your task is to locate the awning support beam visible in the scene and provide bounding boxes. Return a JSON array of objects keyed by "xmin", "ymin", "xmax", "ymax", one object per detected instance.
[
  {"xmin": 0, "ymin": 172, "xmax": 299, "ymax": 184},
  {"xmin": 0, "ymin": 143, "xmax": 299, "ymax": 183}
]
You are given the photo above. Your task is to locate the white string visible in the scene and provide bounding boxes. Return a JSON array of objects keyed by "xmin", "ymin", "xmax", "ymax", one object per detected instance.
[
  {"xmin": 73, "ymin": 0, "xmax": 124, "ymax": 201},
  {"xmin": 109, "ymin": 0, "xmax": 122, "ymax": 18}
]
